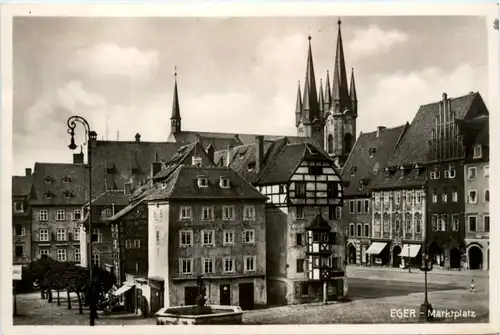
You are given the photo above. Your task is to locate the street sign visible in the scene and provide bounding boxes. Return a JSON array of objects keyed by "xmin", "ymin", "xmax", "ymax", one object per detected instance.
[{"xmin": 12, "ymin": 265, "xmax": 22, "ymax": 281}]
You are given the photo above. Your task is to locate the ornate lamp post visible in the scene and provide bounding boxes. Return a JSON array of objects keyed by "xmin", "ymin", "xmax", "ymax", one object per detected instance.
[
  {"xmin": 67, "ymin": 115, "xmax": 97, "ymax": 326},
  {"xmin": 419, "ymin": 184, "xmax": 433, "ymax": 322}
]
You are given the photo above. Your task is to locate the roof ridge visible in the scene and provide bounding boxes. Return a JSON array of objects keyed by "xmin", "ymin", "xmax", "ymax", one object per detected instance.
[
  {"xmin": 418, "ymin": 91, "xmax": 477, "ymax": 108},
  {"xmin": 255, "ymin": 138, "xmax": 289, "ymax": 183}
]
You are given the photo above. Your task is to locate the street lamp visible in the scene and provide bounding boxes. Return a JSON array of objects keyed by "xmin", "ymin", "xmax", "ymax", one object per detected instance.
[
  {"xmin": 67, "ymin": 115, "xmax": 97, "ymax": 326},
  {"xmin": 419, "ymin": 185, "xmax": 433, "ymax": 322}
]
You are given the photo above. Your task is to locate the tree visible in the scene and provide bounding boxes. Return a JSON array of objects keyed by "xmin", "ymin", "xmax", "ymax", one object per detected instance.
[
  {"xmin": 27, "ymin": 256, "xmax": 59, "ymax": 299},
  {"xmin": 66, "ymin": 265, "xmax": 89, "ymax": 314},
  {"xmin": 43, "ymin": 262, "xmax": 68, "ymax": 306}
]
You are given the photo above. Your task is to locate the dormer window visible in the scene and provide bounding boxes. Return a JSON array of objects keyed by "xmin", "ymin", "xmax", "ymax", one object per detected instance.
[
  {"xmin": 62, "ymin": 177, "xmax": 71, "ymax": 183},
  {"xmin": 197, "ymin": 176, "xmax": 209, "ymax": 188},
  {"xmin": 248, "ymin": 162, "xmax": 256, "ymax": 171},
  {"xmin": 63, "ymin": 191, "xmax": 73, "ymax": 198},
  {"xmin": 220, "ymin": 177, "xmax": 230, "ymax": 188},
  {"xmin": 44, "ymin": 192, "xmax": 54, "ymax": 199},
  {"xmin": 192, "ymin": 156, "xmax": 202, "ymax": 167},
  {"xmin": 368, "ymin": 148, "xmax": 376, "ymax": 157},
  {"xmin": 384, "ymin": 170, "xmax": 390, "ymax": 180},
  {"xmin": 44, "ymin": 176, "xmax": 54, "ymax": 184},
  {"xmin": 473, "ymin": 145, "xmax": 482, "ymax": 159},
  {"xmin": 350, "ymin": 167, "xmax": 357, "ymax": 176},
  {"xmin": 359, "ymin": 181, "xmax": 364, "ymax": 191}
]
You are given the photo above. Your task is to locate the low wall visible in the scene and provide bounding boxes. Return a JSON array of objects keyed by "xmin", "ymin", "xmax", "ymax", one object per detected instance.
[{"xmin": 155, "ymin": 305, "xmax": 243, "ymax": 325}]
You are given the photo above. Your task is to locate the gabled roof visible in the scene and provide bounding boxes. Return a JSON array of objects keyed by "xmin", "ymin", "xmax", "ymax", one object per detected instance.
[
  {"xmin": 341, "ymin": 124, "xmax": 407, "ymax": 196},
  {"xmin": 306, "ymin": 214, "xmax": 331, "ymax": 231},
  {"xmin": 31, "ymin": 162, "xmax": 87, "ymax": 205},
  {"xmin": 387, "ymin": 92, "xmax": 482, "ymax": 166},
  {"xmin": 168, "ymin": 130, "xmax": 306, "ymax": 152},
  {"xmin": 85, "ymin": 189, "xmax": 131, "ymax": 207},
  {"xmin": 90, "ymin": 140, "xmax": 184, "ymax": 197},
  {"xmin": 108, "ymin": 198, "xmax": 146, "ymax": 222},
  {"xmin": 370, "ymin": 165, "xmax": 427, "ymax": 190},
  {"xmin": 145, "ymin": 165, "xmax": 267, "ymax": 201},
  {"xmin": 12, "ymin": 175, "xmax": 32, "ymax": 197}
]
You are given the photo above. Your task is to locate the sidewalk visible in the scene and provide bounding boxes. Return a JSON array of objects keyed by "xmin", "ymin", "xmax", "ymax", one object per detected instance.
[{"xmin": 347, "ymin": 265, "xmax": 489, "ymax": 277}]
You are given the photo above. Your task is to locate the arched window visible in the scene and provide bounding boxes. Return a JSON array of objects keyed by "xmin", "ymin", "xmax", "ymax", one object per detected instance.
[
  {"xmin": 383, "ymin": 213, "xmax": 390, "ymax": 234},
  {"xmin": 357, "ymin": 224, "xmax": 362, "ymax": 237},
  {"xmin": 415, "ymin": 213, "xmax": 422, "ymax": 233},
  {"xmin": 485, "ymin": 190, "xmax": 490, "ymax": 202},
  {"xmin": 405, "ymin": 213, "xmax": 412, "ymax": 233},
  {"xmin": 327, "ymin": 134, "xmax": 334, "ymax": 153},
  {"xmin": 349, "ymin": 223, "xmax": 355, "ymax": 237}
]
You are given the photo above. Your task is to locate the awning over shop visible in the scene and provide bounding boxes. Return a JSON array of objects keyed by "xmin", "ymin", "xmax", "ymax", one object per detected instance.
[
  {"xmin": 399, "ymin": 244, "xmax": 422, "ymax": 258},
  {"xmin": 112, "ymin": 284, "xmax": 133, "ymax": 296},
  {"xmin": 366, "ymin": 242, "xmax": 388, "ymax": 255}
]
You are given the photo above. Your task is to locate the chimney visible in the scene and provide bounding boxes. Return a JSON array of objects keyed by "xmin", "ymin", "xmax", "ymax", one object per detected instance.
[
  {"xmin": 206, "ymin": 144, "xmax": 214, "ymax": 163},
  {"xmin": 135, "ymin": 133, "xmax": 141, "ymax": 142},
  {"xmin": 442, "ymin": 93, "xmax": 447, "ymax": 100},
  {"xmin": 255, "ymin": 136, "xmax": 264, "ymax": 173},
  {"xmin": 151, "ymin": 162, "xmax": 162, "ymax": 180},
  {"xmin": 376, "ymin": 126, "xmax": 386, "ymax": 138},
  {"xmin": 73, "ymin": 152, "xmax": 84, "ymax": 164},
  {"xmin": 124, "ymin": 182, "xmax": 132, "ymax": 195},
  {"xmin": 25, "ymin": 168, "xmax": 32, "ymax": 177},
  {"xmin": 226, "ymin": 146, "xmax": 231, "ymax": 167},
  {"xmin": 196, "ymin": 134, "xmax": 201, "ymax": 143},
  {"xmin": 89, "ymin": 131, "xmax": 98, "ymax": 148}
]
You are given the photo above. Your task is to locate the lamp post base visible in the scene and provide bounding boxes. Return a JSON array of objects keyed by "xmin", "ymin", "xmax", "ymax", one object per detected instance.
[{"xmin": 419, "ymin": 301, "xmax": 434, "ymax": 322}]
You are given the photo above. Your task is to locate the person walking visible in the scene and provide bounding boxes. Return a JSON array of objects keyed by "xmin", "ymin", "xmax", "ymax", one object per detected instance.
[{"xmin": 470, "ymin": 279, "xmax": 476, "ymax": 292}]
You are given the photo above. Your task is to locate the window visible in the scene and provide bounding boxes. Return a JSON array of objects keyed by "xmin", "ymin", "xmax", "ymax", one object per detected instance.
[
  {"xmin": 395, "ymin": 192, "xmax": 401, "ymax": 205},
  {"xmin": 364, "ymin": 200, "xmax": 370, "ymax": 213},
  {"xmin": 356, "ymin": 200, "xmax": 362, "ymax": 214},
  {"xmin": 296, "ymin": 206, "xmax": 304, "ymax": 219},
  {"xmin": 39, "ymin": 209, "xmax": 48, "ymax": 221},
  {"xmin": 309, "ymin": 166, "xmax": 322, "ymax": 175},
  {"xmin": 92, "ymin": 229, "xmax": 102, "ymax": 242},
  {"xmin": 452, "ymin": 190, "xmax": 458, "ymax": 203},
  {"xmin": 223, "ymin": 230, "xmax": 234, "ymax": 245},
  {"xmin": 432, "ymin": 214, "xmax": 438, "ymax": 231},
  {"xmin": 485, "ymin": 190, "xmax": 490, "ymax": 202},
  {"xmin": 39, "ymin": 249, "xmax": 50, "ymax": 258},
  {"xmin": 468, "ymin": 190, "xmax": 477, "ymax": 204},
  {"xmin": 220, "ymin": 177, "xmax": 230, "ymax": 188},
  {"xmin": 473, "ymin": 145, "xmax": 482, "ymax": 159},
  {"xmin": 15, "ymin": 245, "xmax": 24, "ymax": 257},
  {"xmin": 45, "ymin": 192, "xmax": 54, "ymax": 199},
  {"xmin": 15, "ymin": 224, "xmax": 23, "ymax": 235},
  {"xmin": 180, "ymin": 258, "xmax": 193, "ymax": 274},
  {"xmin": 369, "ymin": 148, "xmax": 376, "ymax": 157},
  {"xmin": 296, "ymin": 259, "xmax": 304, "ymax": 273},
  {"xmin": 197, "ymin": 177, "xmax": 208, "ymax": 188},
  {"xmin": 444, "ymin": 170, "xmax": 449, "ymax": 179},
  {"xmin": 296, "ymin": 182, "xmax": 306, "ymax": 197},
  {"xmin": 364, "ymin": 224, "xmax": 369, "ymax": 237},
  {"xmin": 468, "ymin": 216, "xmax": 477, "ymax": 232},
  {"xmin": 75, "ymin": 249, "xmax": 81, "ymax": 261},
  {"xmin": 442, "ymin": 189, "xmax": 448, "ymax": 203},
  {"xmin": 350, "ymin": 167, "xmax": 357, "ymax": 176},
  {"xmin": 14, "ymin": 201, "xmax": 24, "ymax": 213},
  {"xmin": 202, "ymin": 230, "xmax": 215, "ymax": 246},
  {"xmin": 244, "ymin": 256, "xmax": 256, "ymax": 272},
  {"xmin": 415, "ymin": 191, "xmax": 422, "ymax": 204},
  {"xmin": 72, "ymin": 209, "xmax": 82, "ymax": 221},
  {"xmin": 39, "ymin": 229, "xmax": 49, "ymax": 241},
  {"xmin": 101, "ymin": 208, "xmax": 112, "ymax": 219},
  {"xmin": 134, "ymin": 239, "xmax": 140, "ymax": 248},
  {"xmin": 296, "ymin": 233, "xmax": 303, "ymax": 246},
  {"xmin": 72, "ymin": 228, "xmax": 79, "ymax": 241},
  {"xmin": 202, "ymin": 257, "xmax": 214, "ymax": 274},
  {"xmin": 201, "ymin": 207, "xmax": 214, "ymax": 221},
  {"xmin": 440, "ymin": 214, "xmax": 448, "ymax": 231},
  {"xmin": 57, "ymin": 249, "xmax": 67, "ymax": 262},
  {"xmin": 156, "ymin": 230, "xmax": 160, "ymax": 244},
  {"xmin": 415, "ymin": 214, "xmax": 421, "ymax": 233},
  {"xmin": 405, "ymin": 214, "xmax": 412, "ymax": 233},
  {"xmin": 56, "ymin": 209, "xmax": 65, "ymax": 221},
  {"xmin": 327, "ymin": 181, "xmax": 339, "ymax": 198},
  {"xmin": 180, "ymin": 230, "xmax": 193, "ymax": 247},
  {"xmin": 448, "ymin": 166, "xmax": 456, "ymax": 179},
  {"xmin": 335, "ymin": 206, "xmax": 342, "ymax": 220},
  {"xmin": 406, "ymin": 191, "xmax": 413, "ymax": 204},
  {"xmin": 484, "ymin": 215, "xmax": 490, "ymax": 233},
  {"xmin": 223, "ymin": 257, "xmax": 235, "ymax": 273},
  {"xmin": 243, "ymin": 230, "xmax": 255, "ymax": 244},
  {"xmin": 468, "ymin": 167, "xmax": 477, "ymax": 179},
  {"xmin": 452, "ymin": 214, "xmax": 459, "ymax": 231},
  {"xmin": 222, "ymin": 206, "xmax": 235, "ymax": 220},
  {"xmin": 56, "ymin": 229, "xmax": 66, "ymax": 241},
  {"xmin": 383, "ymin": 193, "xmax": 389, "ymax": 204},
  {"xmin": 357, "ymin": 224, "xmax": 362, "ymax": 237},
  {"xmin": 349, "ymin": 223, "xmax": 355, "ymax": 237},
  {"xmin": 375, "ymin": 194, "xmax": 380, "ymax": 206},
  {"xmin": 349, "ymin": 201, "xmax": 354, "ymax": 214},
  {"xmin": 432, "ymin": 190, "xmax": 437, "ymax": 203},
  {"xmin": 180, "ymin": 206, "xmax": 192, "ymax": 220},
  {"xmin": 328, "ymin": 206, "xmax": 335, "ymax": 220},
  {"xmin": 279, "ymin": 184, "xmax": 285, "ymax": 193},
  {"xmin": 484, "ymin": 165, "xmax": 489, "ymax": 177},
  {"xmin": 192, "ymin": 156, "xmax": 202, "ymax": 167},
  {"xmin": 113, "ymin": 240, "xmax": 118, "ymax": 249},
  {"xmin": 243, "ymin": 206, "xmax": 256, "ymax": 220},
  {"xmin": 125, "ymin": 240, "xmax": 132, "ymax": 249},
  {"xmin": 300, "ymin": 282, "xmax": 308, "ymax": 296}
]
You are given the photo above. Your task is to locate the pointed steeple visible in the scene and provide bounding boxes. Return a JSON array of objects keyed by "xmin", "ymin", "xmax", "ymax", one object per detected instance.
[
  {"xmin": 332, "ymin": 19, "xmax": 350, "ymax": 112},
  {"xmin": 170, "ymin": 67, "xmax": 181, "ymax": 133},
  {"xmin": 295, "ymin": 81, "xmax": 303, "ymax": 126},
  {"xmin": 350, "ymin": 67, "xmax": 358, "ymax": 116},
  {"xmin": 324, "ymin": 70, "xmax": 332, "ymax": 111},
  {"xmin": 318, "ymin": 78, "xmax": 324, "ymax": 114},
  {"xmin": 302, "ymin": 35, "xmax": 319, "ymax": 124}
]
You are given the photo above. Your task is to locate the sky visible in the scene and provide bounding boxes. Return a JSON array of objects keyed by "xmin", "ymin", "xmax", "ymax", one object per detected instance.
[{"xmin": 12, "ymin": 16, "xmax": 489, "ymax": 175}]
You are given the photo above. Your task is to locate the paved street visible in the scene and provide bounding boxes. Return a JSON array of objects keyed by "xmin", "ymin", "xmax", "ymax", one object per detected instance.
[{"xmin": 14, "ymin": 267, "xmax": 489, "ymax": 325}]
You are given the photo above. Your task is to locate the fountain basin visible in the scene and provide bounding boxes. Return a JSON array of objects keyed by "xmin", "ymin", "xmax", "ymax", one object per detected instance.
[{"xmin": 155, "ymin": 305, "xmax": 243, "ymax": 325}]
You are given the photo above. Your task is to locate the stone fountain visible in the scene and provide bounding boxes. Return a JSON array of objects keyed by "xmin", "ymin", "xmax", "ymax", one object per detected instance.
[{"xmin": 155, "ymin": 276, "xmax": 243, "ymax": 325}]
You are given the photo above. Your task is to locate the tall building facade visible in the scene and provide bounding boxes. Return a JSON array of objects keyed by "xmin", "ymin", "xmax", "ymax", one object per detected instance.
[{"xmin": 12, "ymin": 168, "xmax": 33, "ymax": 265}]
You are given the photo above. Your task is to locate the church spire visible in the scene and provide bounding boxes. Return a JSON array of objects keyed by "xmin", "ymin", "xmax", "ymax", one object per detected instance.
[
  {"xmin": 318, "ymin": 78, "xmax": 324, "ymax": 114},
  {"xmin": 324, "ymin": 70, "xmax": 332, "ymax": 111},
  {"xmin": 295, "ymin": 81, "xmax": 303, "ymax": 126},
  {"xmin": 170, "ymin": 67, "xmax": 181, "ymax": 133},
  {"xmin": 350, "ymin": 67, "xmax": 358, "ymax": 116},
  {"xmin": 302, "ymin": 35, "xmax": 319, "ymax": 124},
  {"xmin": 331, "ymin": 19, "xmax": 350, "ymax": 113}
]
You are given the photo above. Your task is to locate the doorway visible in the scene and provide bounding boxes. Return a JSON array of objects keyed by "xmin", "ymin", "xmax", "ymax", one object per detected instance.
[
  {"xmin": 468, "ymin": 246, "xmax": 483, "ymax": 270},
  {"xmin": 450, "ymin": 248, "xmax": 461, "ymax": 269},
  {"xmin": 392, "ymin": 246, "xmax": 402, "ymax": 268},
  {"xmin": 238, "ymin": 282, "xmax": 255, "ymax": 310},
  {"xmin": 220, "ymin": 284, "xmax": 231, "ymax": 305},
  {"xmin": 347, "ymin": 244, "xmax": 356, "ymax": 264},
  {"xmin": 184, "ymin": 286, "xmax": 198, "ymax": 306}
]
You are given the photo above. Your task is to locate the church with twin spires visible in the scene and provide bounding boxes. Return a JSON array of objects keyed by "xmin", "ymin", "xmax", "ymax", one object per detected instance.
[{"xmin": 167, "ymin": 19, "xmax": 358, "ymax": 168}]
